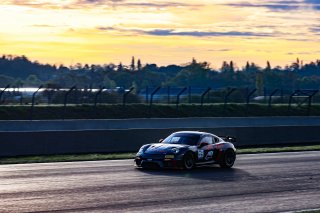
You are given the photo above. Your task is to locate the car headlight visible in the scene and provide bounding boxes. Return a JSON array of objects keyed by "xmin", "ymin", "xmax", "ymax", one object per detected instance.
[{"xmin": 171, "ymin": 148, "xmax": 180, "ymax": 154}]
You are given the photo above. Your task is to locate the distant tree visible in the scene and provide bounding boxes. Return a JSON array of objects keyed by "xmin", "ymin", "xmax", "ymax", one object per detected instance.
[
  {"xmin": 0, "ymin": 75, "xmax": 14, "ymax": 87},
  {"xmin": 266, "ymin": 61, "xmax": 271, "ymax": 72},
  {"xmin": 143, "ymin": 64, "xmax": 158, "ymax": 72},
  {"xmin": 131, "ymin": 81, "xmax": 138, "ymax": 92},
  {"xmin": 229, "ymin": 61, "xmax": 235, "ymax": 73},
  {"xmin": 25, "ymin": 75, "xmax": 42, "ymax": 87},
  {"xmin": 45, "ymin": 81, "xmax": 60, "ymax": 89},
  {"xmin": 130, "ymin": 56, "xmax": 135, "ymax": 71},
  {"xmin": 191, "ymin": 57, "xmax": 197, "ymax": 65},
  {"xmin": 76, "ymin": 75, "xmax": 91, "ymax": 88},
  {"xmin": 249, "ymin": 63, "xmax": 260, "ymax": 73},
  {"xmin": 137, "ymin": 59, "xmax": 142, "ymax": 71},
  {"xmin": 58, "ymin": 65, "xmax": 69, "ymax": 73},
  {"xmin": 84, "ymin": 64, "xmax": 90, "ymax": 71},
  {"xmin": 105, "ymin": 63, "xmax": 116, "ymax": 72},
  {"xmin": 298, "ymin": 75, "xmax": 320, "ymax": 89},
  {"xmin": 13, "ymin": 78, "xmax": 24, "ymax": 88},
  {"xmin": 109, "ymin": 71, "xmax": 132, "ymax": 88},
  {"xmin": 7, "ymin": 55, "xmax": 13, "ymax": 60},
  {"xmin": 117, "ymin": 62, "xmax": 123, "ymax": 72},
  {"xmin": 1, "ymin": 53, "xmax": 320, "ymax": 92},
  {"xmin": 290, "ymin": 58, "xmax": 300, "ymax": 71},
  {"xmin": 166, "ymin": 60, "xmax": 211, "ymax": 87},
  {"xmin": 73, "ymin": 63, "xmax": 83, "ymax": 70},
  {"xmin": 220, "ymin": 61, "xmax": 230, "ymax": 72},
  {"xmin": 245, "ymin": 61, "xmax": 250, "ymax": 72},
  {"xmin": 103, "ymin": 75, "xmax": 116, "ymax": 88}
]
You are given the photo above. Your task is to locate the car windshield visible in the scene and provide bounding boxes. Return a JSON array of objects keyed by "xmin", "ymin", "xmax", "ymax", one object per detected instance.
[{"xmin": 162, "ymin": 133, "xmax": 200, "ymax": 146}]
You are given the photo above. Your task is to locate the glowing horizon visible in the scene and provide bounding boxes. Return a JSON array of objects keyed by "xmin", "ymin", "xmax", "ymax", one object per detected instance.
[{"xmin": 0, "ymin": 0, "xmax": 319, "ymax": 68}]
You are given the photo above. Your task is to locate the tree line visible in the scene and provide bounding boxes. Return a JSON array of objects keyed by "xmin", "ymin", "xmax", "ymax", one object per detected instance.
[{"xmin": 0, "ymin": 55, "xmax": 320, "ymax": 93}]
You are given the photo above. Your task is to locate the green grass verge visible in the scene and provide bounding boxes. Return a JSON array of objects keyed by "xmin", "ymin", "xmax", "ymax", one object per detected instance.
[
  {"xmin": 0, "ymin": 153, "xmax": 136, "ymax": 165},
  {"xmin": 0, "ymin": 145, "xmax": 320, "ymax": 165},
  {"xmin": 237, "ymin": 144, "xmax": 320, "ymax": 154},
  {"xmin": 295, "ymin": 210, "xmax": 320, "ymax": 213}
]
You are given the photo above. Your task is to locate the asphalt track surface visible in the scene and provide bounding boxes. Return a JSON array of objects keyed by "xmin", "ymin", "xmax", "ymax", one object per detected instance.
[{"xmin": 0, "ymin": 151, "xmax": 319, "ymax": 213}]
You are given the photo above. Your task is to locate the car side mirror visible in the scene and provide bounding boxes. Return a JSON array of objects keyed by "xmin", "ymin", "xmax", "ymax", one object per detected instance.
[
  {"xmin": 198, "ymin": 142, "xmax": 208, "ymax": 148},
  {"xmin": 159, "ymin": 139, "xmax": 164, "ymax": 143}
]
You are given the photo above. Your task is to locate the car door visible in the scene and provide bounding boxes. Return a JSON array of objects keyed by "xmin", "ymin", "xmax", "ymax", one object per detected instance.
[
  {"xmin": 197, "ymin": 135, "xmax": 214, "ymax": 162},
  {"xmin": 212, "ymin": 135, "xmax": 222, "ymax": 160}
]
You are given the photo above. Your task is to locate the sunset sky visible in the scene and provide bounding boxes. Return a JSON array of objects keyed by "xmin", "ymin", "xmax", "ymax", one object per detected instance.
[{"xmin": 0, "ymin": 0, "xmax": 319, "ymax": 68}]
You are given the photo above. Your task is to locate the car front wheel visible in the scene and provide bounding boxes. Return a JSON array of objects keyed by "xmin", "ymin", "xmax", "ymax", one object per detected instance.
[
  {"xmin": 219, "ymin": 149, "xmax": 236, "ymax": 168},
  {"xmin": 183, "ymin": 153, "xmax": 195, "ymax": 170}
]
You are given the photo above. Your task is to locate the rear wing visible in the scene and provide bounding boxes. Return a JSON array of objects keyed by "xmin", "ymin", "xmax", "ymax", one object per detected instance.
[{"xmin": 219, "ymin": 136, "xmax": 236, "ymax": 143}]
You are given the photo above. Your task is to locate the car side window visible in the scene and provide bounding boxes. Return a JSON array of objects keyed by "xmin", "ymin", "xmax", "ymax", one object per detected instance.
[
  {"xmin": 213, "ymin": 136, "xmax": 220, "ymax": 143},
  {"xmin": 200, "ymin": 136, "xmax": 213, "ymax": 145}
]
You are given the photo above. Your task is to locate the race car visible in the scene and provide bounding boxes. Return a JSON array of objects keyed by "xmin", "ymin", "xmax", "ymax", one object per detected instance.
[{"xmin": 134, "ymin": 131, "xmax": 236, "ymax": 170}]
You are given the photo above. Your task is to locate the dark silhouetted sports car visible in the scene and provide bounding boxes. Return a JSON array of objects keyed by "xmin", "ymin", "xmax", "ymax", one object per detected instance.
[{"xmin": 134, "ymin": 131, "xmax": 236, "ymax": 170}]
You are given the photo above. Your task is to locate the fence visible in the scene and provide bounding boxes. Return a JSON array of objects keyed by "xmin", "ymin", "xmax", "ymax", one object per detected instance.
[
  {"xmin": 0, "ymin": 85, "xmax": 319, "ymax": 119},
  {"xmin": 1, "ymin": 86, "xmax": 319, "ymax": 106}
]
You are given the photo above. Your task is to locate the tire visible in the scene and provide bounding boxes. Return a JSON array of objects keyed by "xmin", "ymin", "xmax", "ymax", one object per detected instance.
[
  {"xmin": 219, "ymin": 149, "xmax": 236, "ymax": 168},
  {"xmin": 183, "ymin": 153, "xmax": 195, "ymax": 170}
]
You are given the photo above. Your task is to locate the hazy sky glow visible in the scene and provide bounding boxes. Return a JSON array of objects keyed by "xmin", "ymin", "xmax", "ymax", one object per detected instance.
[{"xmin": 0, "ymin": 0, "xmax": 319, "ymax": 67}]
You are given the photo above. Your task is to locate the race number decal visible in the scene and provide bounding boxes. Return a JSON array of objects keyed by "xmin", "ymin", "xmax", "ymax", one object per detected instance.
[{"xmin": 198, "ymin": 150, "xmax": 204, "ymax": 159}]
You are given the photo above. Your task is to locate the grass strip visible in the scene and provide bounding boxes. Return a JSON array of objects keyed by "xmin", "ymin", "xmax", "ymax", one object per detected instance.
[
  {"xmin": 295, "ymin": 209, "xmax": 320, "ymax": 213},
  {"xmin": 237, "ymin": 144, "xmax": 320, "ymax": 154},
  {"xmin": 0, "ymin": 144, "xmax": 320, "ymax": 165}
]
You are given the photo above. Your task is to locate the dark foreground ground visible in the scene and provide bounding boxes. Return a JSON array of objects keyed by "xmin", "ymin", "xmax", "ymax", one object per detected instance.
[{"xmin": 0, "ymin": 151, "xmax": 319, "ymax": 213}]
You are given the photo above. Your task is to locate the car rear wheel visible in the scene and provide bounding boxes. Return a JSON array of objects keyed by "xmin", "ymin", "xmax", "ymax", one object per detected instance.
[
  {"xmin": 183, "ymin": 153, "xmax": 195, "ymax": 170},
  {"xmin": 219, "ymin": 149, "xmax": 236, "ymax": 168}
]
